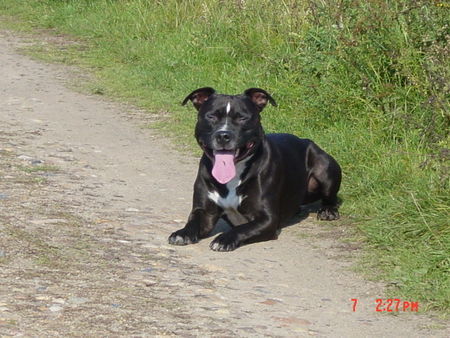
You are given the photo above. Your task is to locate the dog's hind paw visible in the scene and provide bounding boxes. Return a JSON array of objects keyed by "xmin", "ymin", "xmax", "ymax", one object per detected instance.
[
  {"xmin": 317, "ymin": 207, "xmax": 340, "ymax": 221},
  {"xmin": 168, "ymin": 228, "xmax": 198, "ymax": 245}
]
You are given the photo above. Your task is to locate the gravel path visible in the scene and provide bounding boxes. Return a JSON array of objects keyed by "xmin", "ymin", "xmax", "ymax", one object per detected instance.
[{"xmin": 0, "ymin": 30, "xmax": 447, "ymax": 337}]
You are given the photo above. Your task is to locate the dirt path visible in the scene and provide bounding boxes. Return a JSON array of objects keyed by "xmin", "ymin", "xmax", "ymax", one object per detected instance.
[{"xmin": 0, "ymin": 30, "xmax": 447, "ymax": 337}]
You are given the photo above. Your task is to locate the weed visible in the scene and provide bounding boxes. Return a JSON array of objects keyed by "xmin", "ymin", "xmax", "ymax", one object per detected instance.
[{"xmin": 18, "ymin": 164, "xmax": 60, "ymax": 174}]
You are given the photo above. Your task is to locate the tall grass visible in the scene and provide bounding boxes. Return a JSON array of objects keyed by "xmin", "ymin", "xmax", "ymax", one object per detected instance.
[{"xmin": 0, "ymin": 0, "xmax": 448, "ymax": 312}]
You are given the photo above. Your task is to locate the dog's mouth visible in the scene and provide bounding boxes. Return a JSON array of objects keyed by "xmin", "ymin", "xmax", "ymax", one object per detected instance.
[
  {"xmin": 201, "ymin": 142, "xmax": 255, "ymax": 184},
  {"xmin": 202, "ymin": 141, "xmax": 255, "ymax": 161}
]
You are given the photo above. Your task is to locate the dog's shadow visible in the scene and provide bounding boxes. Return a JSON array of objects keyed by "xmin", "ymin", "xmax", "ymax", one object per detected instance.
[
  {"xmin": 208, "ymin": 201, "xmax": 323, "ymax": 237},
  {"xmin": 282, "ymin": 201, "xmax": 322, "ymax": 228}
]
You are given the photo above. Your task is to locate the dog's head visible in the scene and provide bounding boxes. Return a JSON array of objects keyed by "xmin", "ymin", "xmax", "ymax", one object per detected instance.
[{"xmin": 182, "ymin": 87, "xmax": 276, "ymax": 184}]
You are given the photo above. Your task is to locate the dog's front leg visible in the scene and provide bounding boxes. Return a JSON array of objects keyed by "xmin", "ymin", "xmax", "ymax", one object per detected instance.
[
  {"xmin": 168, "ymin": 206, "xmax": 220, "ymax": 245},
  {"xmin": 210, "ymin": 212, "xmax": 279, "ymax": 251},
  {"xmin": 168, "ymin": 170, "xmax": 222, "ymax": 245}
]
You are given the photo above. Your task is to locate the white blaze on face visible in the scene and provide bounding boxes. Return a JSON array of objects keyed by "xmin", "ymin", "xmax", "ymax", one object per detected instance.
[
  {"xmin": 218, "ymin": 102, "xmax": 232, "ymax": 132},
  {"xmin": 226, "ymin": 102, "xmax": 231, "ymax": 114}
]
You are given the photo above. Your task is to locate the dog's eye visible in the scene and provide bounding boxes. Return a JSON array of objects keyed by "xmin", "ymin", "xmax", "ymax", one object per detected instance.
[
  {"xmin": 235, "ymin": 113, "xmax": 249, "ymax": 122},
  {"xmin": 205, "ymin": 113, "xmax": 218, "ymax": 122}
]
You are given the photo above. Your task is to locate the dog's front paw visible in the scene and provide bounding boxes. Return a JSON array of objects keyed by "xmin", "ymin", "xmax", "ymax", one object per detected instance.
[
  {"xmin": 210, "ymin": 232, "xmax": 240, "ymax": 252},
  {"xmin": 168, "ymin": 227, "xmax": 198, "ymax": 246},
  {"xmin": 317, "ymin": 207, "xmax": 340, "ymax": 221}
]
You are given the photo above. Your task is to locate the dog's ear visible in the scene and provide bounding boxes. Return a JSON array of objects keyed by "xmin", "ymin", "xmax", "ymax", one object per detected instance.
[
  {"xmin": 182, "ymin": 87, "xmax": 216, "ymax": 111},
  {"xmin": 244, "ymin": 88, "xmax": 277, "ymax": 112}
]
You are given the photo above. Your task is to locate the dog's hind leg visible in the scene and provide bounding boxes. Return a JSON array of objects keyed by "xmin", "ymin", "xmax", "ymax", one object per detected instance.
[
  {"xmin": 316, "ymin": 179, "xmax": 340, "ymax": 220},
  {"xmin": 306, "ymin": 143, "xmax": 342, "ymax": 220}
]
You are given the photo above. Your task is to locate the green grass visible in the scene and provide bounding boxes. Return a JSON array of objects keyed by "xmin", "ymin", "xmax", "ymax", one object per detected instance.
[
  {"xmin": 0, "ymin": 0, "xmax": 448, "ymax": 313},
  {"xmin": 18, "ymin": 164, "xmax": 60, "ymax": 174}
]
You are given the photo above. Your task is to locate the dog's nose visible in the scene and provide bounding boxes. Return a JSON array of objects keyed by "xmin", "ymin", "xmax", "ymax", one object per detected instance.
[{"xmin": 215, "ymin": 131, "xmax": 232, "ymax": 145}]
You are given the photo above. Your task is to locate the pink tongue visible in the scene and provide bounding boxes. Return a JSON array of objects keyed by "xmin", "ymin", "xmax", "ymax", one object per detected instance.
[{"xmin": 212, "ymin": 152, "xmax": 236, "ymax": 184}]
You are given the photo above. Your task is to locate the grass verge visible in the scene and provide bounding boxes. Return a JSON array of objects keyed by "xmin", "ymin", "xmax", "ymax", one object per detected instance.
[{"xmin": 0, "ymin": 0, "xmax": 448, "ymax": 313}]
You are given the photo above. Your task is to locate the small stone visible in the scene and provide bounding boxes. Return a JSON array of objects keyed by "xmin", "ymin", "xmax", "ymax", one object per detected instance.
[
  {"xmin": 68, "ymin": 297, "xmax": 88, "ymax": 305},
  {"xmin": 35, "ymin": 296, "xmax": 50, "ymax": 301},
  {"xmin": 216, "ymin": 309, "xmax": 230, "ymax": 315},
  {"xmin": 52, "ymin": 298, "xmax": 66, "ymax": 304},
  {"xmin": 125, "ymin": 208, "xmax": 140, "ymax": 212},
  {"xmin": 259, "ymin": 299, "xmax": 282, "ymax": 306},
  {"xmin": 18, "ymin": 155, "xmax": 33, "ymax": 161},
  {"xmin": 49, "ymin": 305, "xmax": 63, "ymax": 312},
  {"xmin": 273, "ymin": 316, "xmax": 311, "ymax": 326},
  {"xmin": 143, "ymin": 280, "xmax": 157, "ymax": 287},
  {"xmin": 30, "ymin": 219, "xmax": 67, "ymax": 225},
  {"xmin": 0, "ymin": 193, "xmax": 9, "ymax": 200}
]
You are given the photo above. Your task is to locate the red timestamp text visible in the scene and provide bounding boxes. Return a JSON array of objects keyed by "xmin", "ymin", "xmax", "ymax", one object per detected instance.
[{"xmin": 351, "ymin": 298, "xmax": 419, "ymax": 312}]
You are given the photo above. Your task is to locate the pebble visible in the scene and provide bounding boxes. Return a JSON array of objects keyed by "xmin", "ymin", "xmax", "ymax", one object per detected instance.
[
  {"xmin": 259, "ymin": 299, "xmax": 282, "ymax": 306},
  {"xmin": 49, "ymin": 305, "xmax": 63, "ymax": 312},
  {"xmin": 143, "ymin": 280, "xmax": 157, "ymax": 287},
  {"xmin": 68, "ymin": 297, "xmax": 88, "ymax": 305},
  {"xmin": 17, "ymin": 154, "xmax": 33, "ymax": 161},
  {"xmin": 125, "ymin": 208, "xmax": 140, "ymax": 212},
  {"xmin": 35, "ymin": 295, "xmax": 50, "ymax": 301},
  {"xmin": 52, "ymin": 298, "xmax": 66, "ymax": 304},
  {"xmin": 30, "ymin": 219, "xmax": 68, "ymax": 225},
  {"xmin": 0, "ymin": 193, "xmax": 8, "ymax": 200}
]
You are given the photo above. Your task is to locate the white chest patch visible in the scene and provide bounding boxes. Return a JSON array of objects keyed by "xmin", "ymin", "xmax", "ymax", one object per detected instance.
[{"xmin": 208, "ymin": 177, "xmax": 243, "ymax": 210}]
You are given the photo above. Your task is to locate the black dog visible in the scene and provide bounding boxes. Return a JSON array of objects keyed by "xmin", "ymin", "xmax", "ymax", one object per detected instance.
[{"xmin": 168, "ymin": 87, "xmax": 341, "ymax": 251}]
